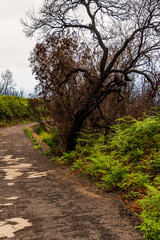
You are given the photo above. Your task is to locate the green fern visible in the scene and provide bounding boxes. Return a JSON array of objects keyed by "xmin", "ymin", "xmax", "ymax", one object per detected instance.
[
  {"xmin": 53, "ymin": 112, "xmax": 160, "ymax": 239},
  {"xmin": 137, "ymin": 185, "xmax": 160, "ymax": 240}
]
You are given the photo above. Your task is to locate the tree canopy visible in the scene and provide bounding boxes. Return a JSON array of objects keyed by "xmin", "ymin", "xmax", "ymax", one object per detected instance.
[{"xmin": 22, "ymin": 0, "xmax": 160, "ymax": 151}]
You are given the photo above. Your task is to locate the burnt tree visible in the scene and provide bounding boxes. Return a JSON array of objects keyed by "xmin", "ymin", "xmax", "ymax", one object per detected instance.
[{"xmin": 22, "ymin": 0, "xmax": 160, "ymax": 151}]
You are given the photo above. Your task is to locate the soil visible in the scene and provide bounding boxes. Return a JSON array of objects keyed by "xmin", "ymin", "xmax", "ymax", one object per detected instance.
[{"xmin": 0, "ymin": 123, "xmax": 143, "ymax": 240}]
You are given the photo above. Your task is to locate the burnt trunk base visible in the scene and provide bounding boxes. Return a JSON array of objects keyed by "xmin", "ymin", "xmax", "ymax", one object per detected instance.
[
  {"xmin": 66, "ymin": 118, "xmax": 84, "ymax": 152},
  {"xmin": 65, "ymin": 109, "xmax": 88, "ymax": 152}
]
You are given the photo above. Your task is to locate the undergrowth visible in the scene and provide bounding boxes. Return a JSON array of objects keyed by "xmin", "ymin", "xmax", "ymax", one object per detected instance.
[
  {"xmin": 0, "ymin": 95, "xmax": 32, "ymax": 125},
  {"xmin": 34, "ymin": 125, "xmax": 59, "ymax": 149},
  {"xmin": 0, "ymin": 95, "xmax": 46, "ymax": 126},
  {"xmin": 52, "ymin": 110, "xmax": 160, "ymax": 240}
]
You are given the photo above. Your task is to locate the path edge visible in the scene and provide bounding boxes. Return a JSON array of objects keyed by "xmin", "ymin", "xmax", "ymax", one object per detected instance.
[{"xmin": 25, "ymin": 125, "xmax": 51, "ymax": 153}]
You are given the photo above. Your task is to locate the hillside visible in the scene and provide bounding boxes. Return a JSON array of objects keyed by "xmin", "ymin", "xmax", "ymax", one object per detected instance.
[{"xmin": 0, "ymin": 95, "xmax": 45, "ymax": 126}]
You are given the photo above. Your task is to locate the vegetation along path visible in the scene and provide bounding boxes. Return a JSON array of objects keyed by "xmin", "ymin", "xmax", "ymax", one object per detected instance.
[{"xmin": 0, "ymin": 123, "xmax": 143, "ymax": 240}]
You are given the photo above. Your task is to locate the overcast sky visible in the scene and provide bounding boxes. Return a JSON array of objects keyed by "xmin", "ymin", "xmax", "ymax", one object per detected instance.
[{"xmin": 0, "ymin": 0, "xmax": 44, "ymax": 95}]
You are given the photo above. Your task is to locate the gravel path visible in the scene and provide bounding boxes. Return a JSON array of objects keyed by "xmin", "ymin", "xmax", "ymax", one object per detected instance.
[{"xmin": 0, "ymin": 123, "xmax": 143, "ymax": 240}]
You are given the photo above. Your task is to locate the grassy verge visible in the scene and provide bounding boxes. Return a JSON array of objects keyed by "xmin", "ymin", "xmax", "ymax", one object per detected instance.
[
  {"xmin": 51, "ymin": 111, "xmax": 160, "ymax": 240},
  {"xmin": 34, "ymin": 125, "xmax": 59, "ymax": 153},
  {"xmin": 24, "ymin": 127, "xmax": 41, "ymax": 150}
]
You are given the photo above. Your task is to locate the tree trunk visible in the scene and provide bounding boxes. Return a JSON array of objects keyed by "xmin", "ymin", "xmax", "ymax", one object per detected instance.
[
  {"xmin": 66, "ymin": 109, "xmax": 88, "ymax": 152},
  {"xmin": 66, "ymin": 88, "xmax": 115, "ymax": 152}
]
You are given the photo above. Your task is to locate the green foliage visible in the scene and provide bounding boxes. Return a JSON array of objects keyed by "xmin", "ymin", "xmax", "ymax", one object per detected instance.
[
  {"xmin": 24, "ymin": 128, "xmax": 40, "ymax": 150},
  {"xmin": 125, "ymin": 191, "xmax": 140, "ymax": 200},
  {"xmin": 108, "ymin": 115, "xmax": 160, "ymax": 162},
  {"xmin": 34, "ymin": 124, "xmax": 44, "ymax": 135},
  {"xmin": 101, "ymin": 163, "xmax": 128, "ymax": 188},
  {"xmin": 137, "ymin": 185, "xmax": 160, "ymax": 240},
  {"xmin": 44, "ymin": 149, "xmax": 53, "ymax": 155},
  {"xmin": 53, "ymin": 112, "xmax": 160, "ymax": 239},
  {"xmin": 0, "ymin": 95, "xmax": 47, "ymax": 126},
  {"xmin": 154, "ymin": 175, "xmax": 160, "ymax": 187},
  {"xmin": 28, "ymin": 98, "xmax": 49, "ymax": 123},
  {"xmin": 24, "ymin": 128, "xmax": 33, "ymax": 140},
  {"xmin": 117, "ymin": 172, "xmax": 149, "ymax": 190},
  {"xmin": 72, "ymin": 159, "xmax": 84, "ymax": 171},
  {"xmin": 34, "ymin": 124, "xmax": 59, "ymax": 149},
  {"xmin": 34, "ymin": 141, "xmax": 41, "ymax": 150},
  {"xmin": 25, "ymin": 125, "xmax": 59, "ymax": 152},
  {"xmin": 61, "ymin": 151, "xmax": 77, "ymax": 163},
  {"xmin": 39, "ymin": 128, "xmax": 59, "ymax": 148},
  {"xmin": 0, "ymin": 95, "xmax": 31, "ymax": 121},
  {"xmin": 148, "ymin": 151, "xmax": 160, "ymax": 174}
]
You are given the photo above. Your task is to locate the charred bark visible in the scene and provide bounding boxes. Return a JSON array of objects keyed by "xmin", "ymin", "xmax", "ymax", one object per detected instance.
[{"xmin": 66, "ymin": 113, "xmax": 84, "ymax": 152}]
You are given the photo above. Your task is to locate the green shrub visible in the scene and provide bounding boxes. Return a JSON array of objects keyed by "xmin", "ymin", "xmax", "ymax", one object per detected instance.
[
  {"xmin": 117, "ymin": 172, "xmax": 149, "ymax": 190},
  {"xmin": 39, "ymin": 128, "xmax": 59, "ymax": 148},
  {"xmin": 52, "ymin": 111, "xmax": 160, "ymax": 239},
  {"xmin": 0, "ymin": 95, "xmax": 47, "ymax": 126},
  {"xmin": 72, "ymin": 159, "xmax": 84, "ymax": 171},
  {"xmin": 0, "ymin": 95, "xmax": 32, "ymax": 124},
  {"xmin": 34, "ymin": 125, "xmax": 44, "ymax": 135},
  {"xmin": 149, "ymin": 152, "xmax": 160, "ymax": 174},
  {"xmin": 34, "ymin": 142, "xmax": 41, "ymax": 150},
  {"xmin": 137, "ymin": 185, "xmax": 160, "ymax": 240}
]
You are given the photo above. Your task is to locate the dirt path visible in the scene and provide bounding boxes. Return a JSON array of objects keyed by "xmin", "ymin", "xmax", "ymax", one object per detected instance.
[{"xmin": 0, "ymin": 124, "xmax": 143, "ymax": 240}]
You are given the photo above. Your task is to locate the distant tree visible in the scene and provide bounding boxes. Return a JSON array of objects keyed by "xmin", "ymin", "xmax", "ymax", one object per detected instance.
[
  {"xmin": 0, "ymin": 70, "xmax": 16, "ymax": 95},
  {"xmin": 19, "ymin": 89, "xmax": 25, "ymax": 98},
  {"xmin": 22, "ymin": 0, "xmax": 160, "ymax": 151},
  {"xmin": 0, "ymin": 70, "xmax": 24, "ymax": 97}
]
